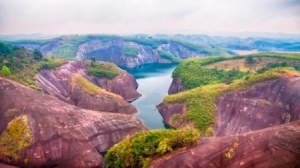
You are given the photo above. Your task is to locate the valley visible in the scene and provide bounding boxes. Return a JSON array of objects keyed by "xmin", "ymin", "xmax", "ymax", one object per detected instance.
[{"xmin": 0, "ymin": 39, "xmax": 300, "ymax": 167}]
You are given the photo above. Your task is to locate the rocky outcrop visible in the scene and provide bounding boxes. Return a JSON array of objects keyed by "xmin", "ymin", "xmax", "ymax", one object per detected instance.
[
  {"xmin": 76, "ymin": 39, "xmax": 170, "ymax": 67},
  {"xmin": 156, "ymin": 103, "xmax": 186, "ymax": 128},
  {"xmin": 0, "ymin": 77, "xmax": 145, "ymax": 167},
  {"xmin": 168, "ymin": 77, "xmax": 187, "ymax": 94},
  {"xmin": 159, "ymin": 77, "xmax": 300, "ymax": 133},
  {"xmin": 150, "ymin": 120, "xmax": 300, "ymax": 168},
  {"xmin": 215, "ymin": 77, "xmax": 300, "ymax": 136},
  {"xmin": 36, "ymin": 61, "xmax": 141, "ymax": 114},
  {"xmin": 13, "ymin": 40, "xmax": 61, "ymax": 56},
  {"xmin": 158, "ymin": 41, "xmax": 202, "ymax": 58}
]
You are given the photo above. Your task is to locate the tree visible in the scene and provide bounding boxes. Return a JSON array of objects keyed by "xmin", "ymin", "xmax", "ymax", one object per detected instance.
[
  {"xmin": 91, "ymin": 57, "xmax": 96, "ymax": 67},
  {"xmin": 245, "ymin": 56, "xmax": 256, "ymax": 65},
  {"xmin": 1, "ymin": 65, "xmax": 10, "ymax": 76},
  {"xmin": 33, "ymin": 49, "xmax": 43, "ymax": 60}
]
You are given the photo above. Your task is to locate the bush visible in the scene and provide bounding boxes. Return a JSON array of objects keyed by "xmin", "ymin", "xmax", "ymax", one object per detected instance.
[
  {"xmin": 105, "ymin": 129, "xmax": 200, "ymax": 168},
  {"xmin": 122, "ymin": 46, "xmax": 139, "ymax": 57},
  {"xmin": 1, "ymin": 65, "xmax": 10, "ymax": 76},
  {"xmin": 85, "ymin": 61, "xmax": 119, "ymax": 79},
  {"xmin": 33, "ymin": 49, "xmax": 43, "ymax": 60},
  {"xmin": 158, "ymin": 50, "xmax": 182, "ymax": 63}
]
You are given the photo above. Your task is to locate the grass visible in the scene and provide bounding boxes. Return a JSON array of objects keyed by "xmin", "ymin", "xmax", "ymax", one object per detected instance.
[
  {"xmin": 71, "ymin": 75, "xmax": 123, "ymax": 99},
  {"xmin": 122, "ymin": 46, "xmax": 139, "ymax": 57},
  {"xmin": 8, "ymin": 58, "xmax": 67, "ymax": 91},
  {"xmin": 85, "ymin": 61, "xmax": 120, "ymax": 79},
  {"xmin": 173, "ymin": 53, "xmax": 300, "ymax": 89},
  {"xmin": 158, "ymin": 50, "xmax": 182, "ymax": 63},
  {"xmin": 170, "ymin": 114, "xmax": 184, "ymax": 126},
  {"xmin": 164, "ymin": 67, "xmax": 299, "ymax": 131},
  {"xmin": 105, "ymin": 128, "xmax": 200, "ymax": 168},
  {"xmin": 0, "ymin": 115, "xmax": 33, "ymax": 161}
]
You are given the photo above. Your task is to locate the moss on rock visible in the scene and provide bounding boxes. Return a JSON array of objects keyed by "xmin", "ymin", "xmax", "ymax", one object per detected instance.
[{"xmin": 0, "ymin": 115, "xmax": 33, "ymax": 160}]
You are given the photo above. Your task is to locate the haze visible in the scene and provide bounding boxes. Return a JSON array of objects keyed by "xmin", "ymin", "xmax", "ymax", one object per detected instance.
[{"xmin": 0, "ymin": 0, "xmax": 299, "ymax": 35}]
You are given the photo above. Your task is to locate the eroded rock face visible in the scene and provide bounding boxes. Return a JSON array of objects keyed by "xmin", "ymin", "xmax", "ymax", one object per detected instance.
[
  {"xmin": 36, "ymin": 61, "xmax": 141, "ymax": 114},
  {"xmin": 150, "ymin": 120, "xmax": 300, "ymax": 168},
  {"xmin": 0, "ymin": 78, "xmax": 145, "ymax": 167},
  {"xmin": 215, "ymin": 77, "xmax": 300, "ymax": 136},
  {"xmin": 76, "ymin": 40, "xmax": 205, "ymax": 67},
  {"xmin": 76, "ymin": 40, "xmax": 168, "ymax": 67},
  {"xmin": 168, "ymin": 77, "xmax": 187, "ymax": 94},
  {"xmin": 156, "ymin": 103, "xmax": 186, "ymax": 128},
  {"xmin": 159, "ymin": 77, "xmax": 300, "ymax": 133},
  {"xmin": 158, "ymin": 41, "xmax": 202, "ymax": 59}
]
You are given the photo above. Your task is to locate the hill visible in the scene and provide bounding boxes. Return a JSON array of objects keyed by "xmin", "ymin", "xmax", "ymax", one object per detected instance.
[{"xmin": 3, "ymin": 35, "xmax": 235, "ymax": 67}]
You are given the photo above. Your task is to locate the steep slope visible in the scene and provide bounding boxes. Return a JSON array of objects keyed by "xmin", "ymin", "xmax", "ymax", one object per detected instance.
[
  {"xmin": 158, "ymin": 54, "xmax": 300, "ymax": 132},
  {"xmin": 215, "ymin": 77, "xmax": 300, "ymax": 136},
  {"xmin": 36, "ymin": 61, "xmax": 141, "ymax": 114},
  {"xmin": 0, "ymin": 77, "xmax": 145, "ymax": 167},
  {"xmin": 150, "ymin": 120, "xmax": 300, "ymax": 168}
]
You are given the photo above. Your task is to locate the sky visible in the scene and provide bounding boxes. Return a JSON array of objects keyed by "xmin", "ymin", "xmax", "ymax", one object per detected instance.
[{"xmin": 0, "ymin": 0, "xmax": 299, "ymax": 35}]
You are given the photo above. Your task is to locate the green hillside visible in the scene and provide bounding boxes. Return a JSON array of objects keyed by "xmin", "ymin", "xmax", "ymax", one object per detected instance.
[{"xmin": 165, "ymin": 53, "xmax": 300, "ymax": 131}]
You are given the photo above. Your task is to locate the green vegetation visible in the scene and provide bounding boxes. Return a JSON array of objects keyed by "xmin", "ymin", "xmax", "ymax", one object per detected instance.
[
  {"xmin": 1, "ymin": 65, "xmax": 10, "ymax": 76},
  {"xmin": 33, "ymin": 49, "xmax": 43, "ymax": 60},
  {"xmin": 245, "ymin": 56, "xmax": 256, "ymax": 65},
  {"xmin": 105, "ymin": 128, "xmax": 200, "ymax": 168},
  {"xmin": 71, "ymin": 75, "xmax": 122, "ymax": 99},
  {"xmin": 173, "ymin": 53, "xmax": 300, "ymax": 89},
  {"xmin": 205, "ymin": 127, "xmax": 214, "ymax": 137},
  {"xmin": 225, "ymin": 142, "xmax": 239, "ymax": 159},
  {"xmin": 0, "ymin": 42, "xmax": 67, "ymax": 90},
  {"xmin": 123, "ymin": 37, "xmax": 168, "ymax": 49},
  {"xmin": 173, "ymin": 57, "xmax": 249, "ymax": 89},
  {"xmin": 170, "ymin": 114, "xmax": 183, "ymax": 126},
  {"xmin": 85, "ymin": 61, "xmax": 120, "ymax": 79},
  {"xmin": 158, "ymin": 50, "xmax": 182, "ymax": 63},
  {"xmin": 122, "ymin": 46, "xmax": 139, "ymax": 57},
  {"xmin": 165, "ymin": 54, "xmax": 299, "ymax": 131},
  {"xmin": 0, "ymin": 115, "xmax": 33, "ymax": 160}
]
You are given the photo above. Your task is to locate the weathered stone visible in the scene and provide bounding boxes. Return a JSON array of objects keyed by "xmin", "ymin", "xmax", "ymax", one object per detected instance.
[
  {"xmin": 168, "ymin": 77, "xmax": 187, "ymax": 94},
  {"xmin": 36, "ymin": 61, "xmax": 141, "ymax": 114},
  {"xmin": 0, "ymin": 78, "xmax": 145, "ymax": 167},
  {"xmin": 150, "ymin": 120, "xmax": 300, "ymax": 168}
]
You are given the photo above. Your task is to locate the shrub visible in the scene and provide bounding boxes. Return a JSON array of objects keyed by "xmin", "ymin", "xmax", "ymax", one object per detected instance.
[
  {"xmin": 105, "ymin": 129, "xmax": 200, "ymax": 168},
  {"xmin": 122, "ymin": 46, "xmax": 139, "ymax": 57},
  {"xmin": 158, "ymin": 50, "xmax": 182, "ymax": 63},
  {"xmin": 1, "ymin": 65, "xmax": 10, "ymax": 76},
  {"xmin": 0, "ymin": 115, "xmax": 33, "ymax": 160},
  {"xmin": 85, "ymin": 61, "xmax": 119, "ymax": 79},
  {"xmin": 33, "ymin": 49, "xmax": 43, "ymax": 60}
]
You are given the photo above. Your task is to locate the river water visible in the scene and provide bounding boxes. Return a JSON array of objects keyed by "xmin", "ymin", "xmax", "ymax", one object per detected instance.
[{"xmin": 123, "ymin": 63, "xmax": 177, "ymax": 129}]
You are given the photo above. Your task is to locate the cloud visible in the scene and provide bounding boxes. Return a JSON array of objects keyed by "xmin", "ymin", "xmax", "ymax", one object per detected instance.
[{"xmin": 0, "ymin": 0, "xmax": 299, "ymax": 35}]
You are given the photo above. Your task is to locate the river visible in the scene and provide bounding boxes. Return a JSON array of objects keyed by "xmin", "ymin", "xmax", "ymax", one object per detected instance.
[{"xmin": 123, "ymin": 63, "xmax": 177, "ymax": 129}]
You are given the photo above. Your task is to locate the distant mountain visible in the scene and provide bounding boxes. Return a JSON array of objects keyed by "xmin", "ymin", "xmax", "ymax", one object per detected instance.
[
  {"xmin": 0, "ymin": 33, "xmax": 59, "ymax": 41},
  {"xmin": 2, "ymin": 35, "xmax": 234, "ymax": 67},
  {"xmin": 157, "ymin": 34, "xmax": 300, "ymax": 52}
]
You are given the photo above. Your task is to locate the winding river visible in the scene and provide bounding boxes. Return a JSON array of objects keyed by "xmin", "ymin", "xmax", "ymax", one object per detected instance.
[{"xmin": 123, "ymin": 63, "xmax": 177, "ymax": 129}]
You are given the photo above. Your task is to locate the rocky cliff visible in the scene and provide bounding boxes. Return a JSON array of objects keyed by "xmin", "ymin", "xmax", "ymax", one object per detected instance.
[
  {"xmin": 76, "ymin": 39, "xmax": 223, "ymax": 67},
  {"xmin": 36, "ymin": 61, "xmax": 141, "ymax": 114},
  {"xmin": 150, "ymin": 120, "xmax": 300, "ymax": 168},
  {"xmin": 215, "ymin": 77, "xmax": 300, "ymax": 136},
  {"xmin": 167, "ymin": 77, "xmax": 187, "ymax": 94},
  {"xmin": 159, "ymin": 77, "xmax": 300, "ymax": 133},
  {"xmin": 0, "ymin": 77, "xmax": 145, "ymax": 167}
]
